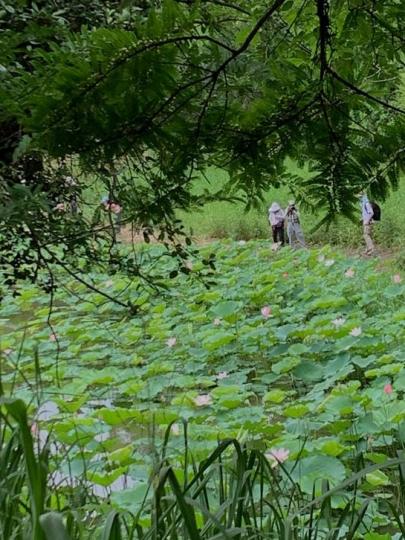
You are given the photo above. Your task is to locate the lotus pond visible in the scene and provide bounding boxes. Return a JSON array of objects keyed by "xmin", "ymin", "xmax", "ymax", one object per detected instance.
[{"xmin": 1, "ymin": 240, "xmax": 405, "ymax": 534}]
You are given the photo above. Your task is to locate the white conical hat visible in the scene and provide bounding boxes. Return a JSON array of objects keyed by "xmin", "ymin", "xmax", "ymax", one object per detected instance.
[{"xmin": 269, "ymin": 202, "xmax": 281, "ymax": 212}]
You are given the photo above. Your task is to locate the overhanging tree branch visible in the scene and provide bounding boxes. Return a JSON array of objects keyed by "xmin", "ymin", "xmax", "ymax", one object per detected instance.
[
  {"xmin": 46, "ymin": 34, "xmax": 237, "ymax": 129},
  {"xmin": 366, "ymin": 147, "xmax": 405, "ymax": 188},
  {"xmin": 316, "ymin": 0, "xmax": 330, "ymax": 80},
  {"xmin": 364, "ymin": 8, "xmax": 405, "ymax": 44},
  {"xmin": 60, "ymin": 0, "xmax": 289, "ymax": 153},
  {"xmin": 177, "ymin": 0, "xmax": 251, "ymax": 16},
  {"xmin": 327, "ymin": 67, "xmax": 405, "ymax": 115},
  {"xmin": 221, "ymin": 0, "xmax": 288, "ymax": 66},
  {"xmin": 39, "ymin": 244, "xmax": 135, "ymax": 311}
]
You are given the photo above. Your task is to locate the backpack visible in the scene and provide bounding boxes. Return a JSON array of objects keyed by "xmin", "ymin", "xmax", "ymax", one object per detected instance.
[{"xmin": 370, "ymin": 201, "xmax": 381, "ymax": 221}]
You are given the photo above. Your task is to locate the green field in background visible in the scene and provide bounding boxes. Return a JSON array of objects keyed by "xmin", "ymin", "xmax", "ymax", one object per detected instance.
[{"xmin": 179, "ymin": 165, "xmax": 405, "ymax": 255}]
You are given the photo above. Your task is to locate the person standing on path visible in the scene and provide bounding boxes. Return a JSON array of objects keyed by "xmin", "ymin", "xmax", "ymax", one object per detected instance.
[
  {"xmin": 101, "ymin": 195, "xmax": 122, "ymax": 234},
  {"xmin": 360, "ymin": 192, "xmax": 375, "ymax": 255},
  {"xmin": 64, "ymin": 174, "xmax": 79, "ymax": 214},
  {"xmin": 285, "ymin": 201, "xmax": 306, "ymax": 249},
  {"xmin": 268, "ymin": 202, "xmax": 285, "ymax": 246}
]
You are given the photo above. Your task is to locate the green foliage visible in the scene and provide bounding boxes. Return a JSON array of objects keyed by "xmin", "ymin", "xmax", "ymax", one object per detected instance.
[
  {"xmin": 1, "ymin": 0, "xmax": 404, "ymax": 285},
  {"xmin": 1, "ymin": 242, "xmax": 405, "ymax": 536},
  {"xmin": 40, "ymin": 513, "xmax": 71, "ymax": 540},
  {"xmin": 9, "ymin": 0, "xmax": 403, "ymax": 216},
  {"xmin": 2, "ymin": 412, "xmax": 405, "ymax": 539},
  {"xmin": 0, "ymin": 399, "xmax": 48, "ymax": 539}
]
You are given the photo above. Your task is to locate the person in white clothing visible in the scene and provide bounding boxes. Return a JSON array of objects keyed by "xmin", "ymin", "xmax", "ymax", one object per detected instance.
[{"xmin": 268, "ymin": 202, "xmax": 285, "ymax": 245}]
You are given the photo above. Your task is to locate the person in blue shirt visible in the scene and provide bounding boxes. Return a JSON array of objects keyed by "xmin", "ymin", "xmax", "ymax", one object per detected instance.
[{"xmin": 359, "ymin": 192, "xmax": 375, "ymax": 255}]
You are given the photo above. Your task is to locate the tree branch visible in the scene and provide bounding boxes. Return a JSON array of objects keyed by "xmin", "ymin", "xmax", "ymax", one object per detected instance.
[
  {"xmin": 364, "ymin": 8, "xmax": 405, "ymax": 44},
  {"xmin": 40, "ymin": 245, "xmax": 135, "ymax": 312},
  {"xmin": 63, "ymin": 0, "xmax": 288, "ymax": 153},
  {"xmin": 366, "ymin": 147, "xmax": 405, "ymax": 188},
  {"xmin": 316, "ymin": 0, "xmax": 330, "ymax": 80},
  {"xmin": 223, "ymin": 0, "xmax": 287, "ymax": 64},
  {"xmin": 48, "ymin": 34, "xmax": 236, "ymax": 129},
  {"xmin": 177, "ymin": 0, "xmax": 250, "ymax": 15},
  {"xmin": 327, "ymin": 67, "xmax": 405, "ymax": 115}
]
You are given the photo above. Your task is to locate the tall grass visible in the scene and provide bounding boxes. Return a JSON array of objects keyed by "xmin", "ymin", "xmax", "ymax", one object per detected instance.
[
  {"xmin": 2, "ymin": 401, "xmax": 405, "ymax": 539},
  {"xmin": 0, "ymin": 399, "xmax": 48, "ymax": 540}
]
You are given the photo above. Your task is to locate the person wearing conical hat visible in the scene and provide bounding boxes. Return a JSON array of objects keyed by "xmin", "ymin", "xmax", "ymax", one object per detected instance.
[
  {"xmin": 268, "ymin": 202, "xmax": 285, "ymax": 246},
  {"xmin": 285, "ymin": 200, "xmax": 306, "ymax": 249}
]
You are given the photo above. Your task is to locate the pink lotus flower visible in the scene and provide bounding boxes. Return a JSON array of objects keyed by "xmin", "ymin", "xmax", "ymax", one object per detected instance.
[
  {"xmin": 393, "ymin": 274, "xmax": 402, "ymax": 284},
  {"xmin": 282, "ymin": 272, "xmax": 289, "ymax": 279},
  {"xmin": 332, "ymin": 317, "xmax": 346, "ymax": 327},
  {"xmin": 194, "ymin": 394, "xmax": 212, "ymax": 407},
  {"xmin": 213, "ymin": 318, "xmax": 222, "ymax": 326},
  {"xmin": 3, "ymin": 348, "xmax": 12, "ymax": 356},
  {"xmin": 54, "ymin": 203, "xmax": 65, "ymax": 212},
  {"xmin": 350, "ymin": 327, "xmax": 362, "ymax": 337},
  {"xmin": 261, "ymin": 306, "xmax": 272, "ymax": 319},
  {"xmin": 384, "ymin": 383, "xmax": 393, "ymax": 395},
  {"xmin": 31, "ymin": 422, "xmax": 39, "ymax": 435},
  {"xmin": 217, "ymin": 371, "xmax": 229, "ymax": 380},
  {"xmin": 171, "ymin": 423, "xmax": 180, "ymax": 435},
  {"xmin": 166, "ymin": 337, "xmax": 177, "ymax": 348},
  {"xmin": 49, "ymin": 333, "xmax": 57, "ymax": 342},
  {"xmin": 324, "ymin": 259, "xmax": 335, "ymax": 267},
  {"xmin": 265, "ymin": 448, "xmax": 290, "ymax": 468},
  {"xmin": 345, "ymin": 268, "xmax": 355, "ymax": 278}
]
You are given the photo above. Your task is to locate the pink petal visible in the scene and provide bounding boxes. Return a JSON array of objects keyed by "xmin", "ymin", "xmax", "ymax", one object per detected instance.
[
  {"xmin": 194, "ymin": 394, "xmax": 212, "ymax": 407},
  {"xmin": 384, "ymin": 383, "xmax": 393, "ymax": 395},
  {"xmin": 265, "ymin": 448, "xmax": 290, "ymax": 467},
  {"xmin": 261, "ymin": 306, "xmax": 271, "ymax": 318},
  {"xmin": 350, "ymin": 327, "xmax": 362, "ymax": 337}
]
